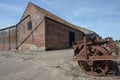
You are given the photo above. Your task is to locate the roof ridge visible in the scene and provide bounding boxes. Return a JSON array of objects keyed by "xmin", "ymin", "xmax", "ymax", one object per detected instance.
[
  {"xmin": 29, "ymin": 2, "xmax": 96, "ymax": 35},
  {"xmin": 30, "ymin": 2, "xmax": 81, "ymax": 30}
]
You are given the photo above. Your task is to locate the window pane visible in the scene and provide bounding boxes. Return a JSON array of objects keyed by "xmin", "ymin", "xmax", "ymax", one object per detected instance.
[{"xmin": 28, "ymin": 21, "xmax": 32, "ymax": 30}]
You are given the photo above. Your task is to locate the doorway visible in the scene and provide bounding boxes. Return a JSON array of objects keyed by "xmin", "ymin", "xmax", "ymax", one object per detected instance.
[{"xmin": 69, "ymin": 32, "xmax": 75, "ymax": 47}]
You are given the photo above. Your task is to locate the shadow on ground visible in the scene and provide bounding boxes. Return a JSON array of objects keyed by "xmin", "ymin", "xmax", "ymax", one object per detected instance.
[{"xmin": 106, "ymin": 61, "xmax": 120, "ymax": 76}]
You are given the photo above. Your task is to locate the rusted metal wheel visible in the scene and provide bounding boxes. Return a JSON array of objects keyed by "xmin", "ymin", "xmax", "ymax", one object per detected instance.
[{"xmin": 78, "ymin": 46, "xmax": 110, "ymax": 76}]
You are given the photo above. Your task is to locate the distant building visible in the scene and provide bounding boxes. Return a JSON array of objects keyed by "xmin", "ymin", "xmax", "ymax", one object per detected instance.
[
  {"xmin": 0, "ymin": 2, "xmax": 98, "ymax": 51},
  {"xmin": 77, "ymin": 26, "xmax": 99, "ymax": 37}
]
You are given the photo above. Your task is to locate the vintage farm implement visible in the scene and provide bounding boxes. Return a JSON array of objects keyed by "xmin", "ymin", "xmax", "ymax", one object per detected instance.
[{"xmin": 73, "ymin": 36, "xmax": 119, "ymax": 76}]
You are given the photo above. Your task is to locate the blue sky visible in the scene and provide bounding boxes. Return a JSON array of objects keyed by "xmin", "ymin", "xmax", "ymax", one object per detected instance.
[{"xmin": 0, "ymin": 0, "xmax": 120, "ymax": 40}]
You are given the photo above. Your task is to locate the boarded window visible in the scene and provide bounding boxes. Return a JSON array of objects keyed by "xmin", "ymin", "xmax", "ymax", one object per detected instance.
[{"xmin": 27, "ymin": 21, "xmax": 32, "ymax": 30}]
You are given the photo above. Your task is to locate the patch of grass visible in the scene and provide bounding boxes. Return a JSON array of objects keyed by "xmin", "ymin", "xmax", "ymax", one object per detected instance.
[
  {"xmin": 115, "ymin": 41, "xmax": 120, "ymax": 44},
  {"xmin": 114, "ymin": 40, "xmax": 120, "ymax": 44}
]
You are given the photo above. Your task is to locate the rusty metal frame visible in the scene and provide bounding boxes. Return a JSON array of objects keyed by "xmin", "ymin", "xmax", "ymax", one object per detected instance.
[
  {"xmin": 72, "ymin": 36, "xmax": 119, "ymax": 76},
  {"xmin": 73, "ymin": 36, "xmax": 119, "ymax": 61}
]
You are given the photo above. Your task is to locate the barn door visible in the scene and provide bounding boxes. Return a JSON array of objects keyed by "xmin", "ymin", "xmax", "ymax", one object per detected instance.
[{"xmin": 69, "ymin": 32, "xmax": 75, "ymax": 47}]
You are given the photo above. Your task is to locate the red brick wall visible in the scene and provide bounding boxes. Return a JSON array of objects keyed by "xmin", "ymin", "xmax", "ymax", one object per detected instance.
[
  {"xmin": 45, "ymin": 17, "xmax": 83, "ymax": 50},
  {"xmin": 16, "ymin": 3, "xmax": 83, "ymax": 51},
  {"xmin": 18, "ymin": 3, "xmax": 46, "ymax": 51}
]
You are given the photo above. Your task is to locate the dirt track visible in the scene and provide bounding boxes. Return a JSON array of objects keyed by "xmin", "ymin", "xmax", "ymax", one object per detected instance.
[{"xmin": 0, "ymin": 48, "xmax": 120, "ymax": 80}]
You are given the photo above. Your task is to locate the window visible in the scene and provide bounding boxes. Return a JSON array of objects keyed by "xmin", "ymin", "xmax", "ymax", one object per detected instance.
[{"xmin": 27, "ymin": 21, "xmax": 32, "ymax": 30}]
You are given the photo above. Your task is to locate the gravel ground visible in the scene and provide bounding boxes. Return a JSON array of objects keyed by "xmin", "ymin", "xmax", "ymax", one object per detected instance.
[{"xmin": 0, "ymin": 48, "xmax": 120, "ymax": 80}]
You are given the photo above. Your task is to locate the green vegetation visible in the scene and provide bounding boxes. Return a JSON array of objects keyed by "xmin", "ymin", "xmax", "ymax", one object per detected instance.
[{"xmin": 114, "ymin": 40, "xmax": 120, "ymax": 44}]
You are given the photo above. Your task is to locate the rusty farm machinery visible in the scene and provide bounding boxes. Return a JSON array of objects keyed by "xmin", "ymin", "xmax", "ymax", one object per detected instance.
[{"xmin": 73, "ymin": 36, "xmax": 119, "ymax": 76}]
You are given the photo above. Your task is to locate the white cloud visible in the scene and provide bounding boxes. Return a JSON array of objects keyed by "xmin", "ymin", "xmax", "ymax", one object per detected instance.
[
  {"xmin": 39, "ymin": 0, "xmax": 55, "ymax": 5},
  {"xmin": 0, "ymin": 3, "xmax": 22, "ymax": 12},
  {"xmin": 39, "ymin": 0, "xmax": 50, "ymax": 4},
  {"xmin": 72, "ymin": 6, "xmax": 120, "ymax": 18}
]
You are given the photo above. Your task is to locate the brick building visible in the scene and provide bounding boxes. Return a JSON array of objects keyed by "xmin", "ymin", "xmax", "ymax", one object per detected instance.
[
  {"xmin": 18, "ymin": 2, "xmax": 84, "ymax": 51},
  {"xmin": 0, "ymin": 2, "xmax": 85, "ymax": 51}
]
